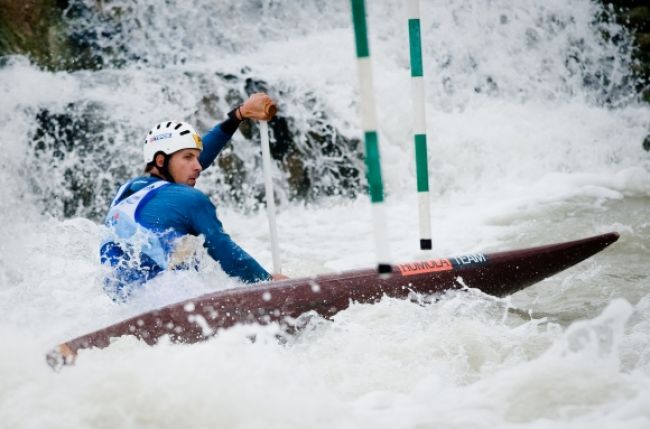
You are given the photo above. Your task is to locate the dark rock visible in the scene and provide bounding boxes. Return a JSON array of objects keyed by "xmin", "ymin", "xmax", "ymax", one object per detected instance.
[
  {"xmin": 210, "ymin": 78, "xmax": 363, "ymax": 207},
  {"xmin": 0, "ymin": 0, "xmax": 105, "ymax": 70},
  {"xmin": 602, "ymin": 2, "xmax": 650, "ymax": 102},
  {"xmin": 29, "ymin": 102, "xmax": 131, "ymax": 219},
  {"xmin": 28, "ymin": 76, "xmax": 363, "ymax": 220}
]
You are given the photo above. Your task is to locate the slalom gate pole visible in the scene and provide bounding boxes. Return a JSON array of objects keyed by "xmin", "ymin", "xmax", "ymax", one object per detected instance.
[
  {"xmin": 350, "ymin": 0, "xmax": 391, "ymax": 274},
  {"xmin": 259, "ymin": 120, "xmax": 282, "ymax": 274},
  {"xmin": 407, "ymin": 0, "xmax": 432, "ymax": 250}
]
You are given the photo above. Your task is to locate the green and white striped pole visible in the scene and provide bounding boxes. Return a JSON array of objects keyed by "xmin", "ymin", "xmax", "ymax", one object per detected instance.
[
  {"xmin": 407, "ymin": 0, "xmax": 432, "ymax": 250},
  {"xmin": 350, "ymin": 0, "xmax": 391, "ymax": 274}
]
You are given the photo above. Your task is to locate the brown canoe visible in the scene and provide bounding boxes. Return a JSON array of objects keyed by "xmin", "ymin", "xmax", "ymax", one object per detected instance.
[{"xmin": 47, "ymin": 232, "xmax": 619, "ymax": 369}]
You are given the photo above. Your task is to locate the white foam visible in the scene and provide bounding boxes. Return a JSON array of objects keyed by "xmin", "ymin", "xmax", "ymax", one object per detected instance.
[{"xmin": 0, "ymin": 0, "xmax": 649, "ymax": 427}]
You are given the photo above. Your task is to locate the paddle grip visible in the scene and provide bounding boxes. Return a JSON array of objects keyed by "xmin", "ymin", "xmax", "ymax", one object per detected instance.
[{"xmin": 265, "ymin": 103, "xmax": 277, "ymax": 118}]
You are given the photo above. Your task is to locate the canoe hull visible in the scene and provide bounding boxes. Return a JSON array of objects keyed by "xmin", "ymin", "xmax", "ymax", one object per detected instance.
[{"xmin": 47, "ymin": 232, "xmax": 619, "ymax": 368}]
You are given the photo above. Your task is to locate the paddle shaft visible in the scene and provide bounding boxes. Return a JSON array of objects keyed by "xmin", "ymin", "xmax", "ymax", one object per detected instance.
[{"xmin": 260, "ymin": 120, "xmax": 281, "ymax": 274}]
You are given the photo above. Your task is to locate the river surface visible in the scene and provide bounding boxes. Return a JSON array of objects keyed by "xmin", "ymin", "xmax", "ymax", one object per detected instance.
[{"xmin": 1, "ymin": 1, "xmax": 649, "ymax": 428}]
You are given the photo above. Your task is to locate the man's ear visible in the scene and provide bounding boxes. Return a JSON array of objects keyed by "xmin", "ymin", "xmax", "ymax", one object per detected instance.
[{"xmin": 155, "ymin": 153, "xmax": 166, "ymax": 168}]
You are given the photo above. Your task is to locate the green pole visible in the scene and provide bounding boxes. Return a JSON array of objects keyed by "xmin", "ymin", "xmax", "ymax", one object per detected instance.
[
  {"xmin": 407, "ymin": 0, "xmax": 432, "ymax": 250},
  {"xmin": 350, "ymin": 0, "xmax": 391, "ymax": 273}
]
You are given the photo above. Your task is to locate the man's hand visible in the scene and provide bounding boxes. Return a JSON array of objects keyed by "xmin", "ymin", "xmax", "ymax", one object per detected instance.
[
  {"xmin": 271, "ymin": 273, "xmax": 289, "ymax": 281},
  {"xmin": 239, "ymin": 93, "xmax": 277, "ymax": 121}
]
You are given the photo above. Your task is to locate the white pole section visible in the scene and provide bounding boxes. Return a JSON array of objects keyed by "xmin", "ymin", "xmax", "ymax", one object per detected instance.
[
  {"xmin": 259, "ymin": 120, "xmax": 282, "ymax": 274},
  {"xmin": 407, "ymin": 0, "xmax": 432, "ymax": 250},
  {"xmin": 350, "ymin": 0, "xmax": 392, "ymax": 274}
]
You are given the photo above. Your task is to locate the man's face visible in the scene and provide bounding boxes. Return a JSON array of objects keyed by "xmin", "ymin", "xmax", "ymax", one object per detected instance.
[{"xmin": 168, "ymin": 149, "xmax": 202, "ymax": 187}]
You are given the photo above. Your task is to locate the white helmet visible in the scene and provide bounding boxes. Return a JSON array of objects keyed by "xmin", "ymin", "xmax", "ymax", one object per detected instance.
[{"xmin": 143, "ymin": 121, "xmax": 203, "ymax": 164}]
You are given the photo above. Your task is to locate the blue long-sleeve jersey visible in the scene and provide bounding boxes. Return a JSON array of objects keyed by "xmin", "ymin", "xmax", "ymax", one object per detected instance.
[{"xmin": 101, "ymin": 121, "xmax": 270, "ymax": 298}]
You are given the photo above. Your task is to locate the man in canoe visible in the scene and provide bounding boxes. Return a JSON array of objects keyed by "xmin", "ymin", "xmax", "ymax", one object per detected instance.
[{"xmin": 100, "ymin": 93, "xmax": 285, "ymax": 301}]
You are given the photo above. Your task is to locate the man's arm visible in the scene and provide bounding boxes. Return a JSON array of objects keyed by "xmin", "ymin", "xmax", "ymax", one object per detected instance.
[
  {"xmin": 198, "ymin": 93, "xmax": 277, "ymax": 171},
  {"xmin": 188, "ymin": 191, "xmax": 271, "ymax": 283},
  {"xmin": 198, "ymin": 120, "xmax": 238, "ymax": 170}
]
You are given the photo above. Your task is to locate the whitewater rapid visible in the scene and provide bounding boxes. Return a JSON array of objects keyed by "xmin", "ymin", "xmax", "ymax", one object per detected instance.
[{"xmin": 1, "ymin": 0, "xmax": 650, "ymax": 428}]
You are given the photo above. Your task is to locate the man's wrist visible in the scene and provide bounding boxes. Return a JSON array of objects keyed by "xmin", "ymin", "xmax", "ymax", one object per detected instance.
[
  {"xmin": 227, "ymin": 106, "xmax": 243, "ymax": 122},
  {"xmin": 222, "ymin": 107, "xmax": 243, "ymax": 134}
]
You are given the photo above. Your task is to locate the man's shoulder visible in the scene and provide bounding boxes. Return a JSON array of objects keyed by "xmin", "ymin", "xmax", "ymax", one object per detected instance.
[
  {"xmin": 126, "ymin": 176, "xmax": 159, "ymax": 191},
  {"xmin": 136, "ymin": 182, "xmax": 215, "ymax": 228},
  {"xmin": 156, "ymin": 183, "xmax": 212, "ymax": 205},
  {"xmin": 126, "ymin": 177, "xmax": 205, "ymax": 199}
]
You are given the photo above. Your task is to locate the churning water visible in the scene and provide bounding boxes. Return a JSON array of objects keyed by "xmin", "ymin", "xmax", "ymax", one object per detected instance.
[{"xmin": 1, "ymin": 0, "xmax": 649, "ymax": 427}]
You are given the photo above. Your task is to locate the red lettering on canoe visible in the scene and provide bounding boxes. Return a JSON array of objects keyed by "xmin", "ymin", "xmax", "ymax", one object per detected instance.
[{"xmin": 397, "ymin": 258, "xmax": 453, "ymax": 276}]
